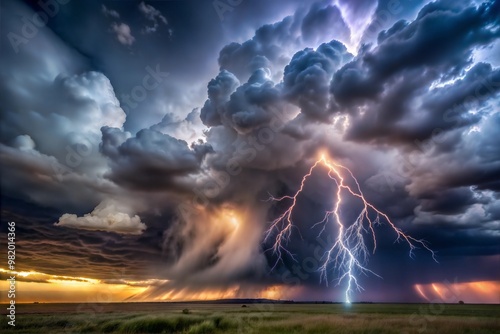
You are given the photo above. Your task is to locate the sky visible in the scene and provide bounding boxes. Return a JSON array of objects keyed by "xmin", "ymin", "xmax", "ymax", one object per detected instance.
[{"xmin": 0, "ymin": 0, "xmax": 499, "ymax": 304}]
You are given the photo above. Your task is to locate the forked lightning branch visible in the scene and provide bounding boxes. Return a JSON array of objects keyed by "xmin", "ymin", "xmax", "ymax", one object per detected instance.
[{"xmin": 265, "ymin": 153, "xmax": 437, "ymax": 303}]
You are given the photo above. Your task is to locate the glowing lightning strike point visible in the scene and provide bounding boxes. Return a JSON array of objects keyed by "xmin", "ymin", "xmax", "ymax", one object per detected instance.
[{"xmin": 264, "ymin": 153, "xmax": 437, "ymax": 304}]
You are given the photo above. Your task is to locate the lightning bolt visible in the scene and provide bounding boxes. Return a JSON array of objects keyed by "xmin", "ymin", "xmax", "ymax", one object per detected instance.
[{"xmin": 264, "ymin": 152, "xmax": 437, "ymax": 303}]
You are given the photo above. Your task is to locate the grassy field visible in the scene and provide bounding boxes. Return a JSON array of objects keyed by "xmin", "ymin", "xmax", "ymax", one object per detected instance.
[{"xmin": 1, "ymin": 302, "xmax": 499, "ymax": 333}]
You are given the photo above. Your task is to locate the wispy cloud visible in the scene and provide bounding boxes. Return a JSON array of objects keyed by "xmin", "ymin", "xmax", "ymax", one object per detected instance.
[
  {"xmin": 139, "ymin": 1, "xmax": 169, "ymax": 34},
  {"xmin": 101, "ymin": 4, "xmax": 120, "ymax": 19},
  {"xmin": 111, "ymin": 22, "xmax": 135, "ymax": 45}
]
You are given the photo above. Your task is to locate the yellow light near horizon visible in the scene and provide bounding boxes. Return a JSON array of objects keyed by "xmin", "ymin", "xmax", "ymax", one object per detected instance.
[
  {"xmin": 2, "ymin": 264, "xmax": 291, "ymax": 304},
  {"xmin": 0, "ymin": 268, "xmax": 147, "ymax": 303},
  {"xmin": 0, "ymin": 268, "xmax": 100, "ymax": 284},
  {"xmin": 17, "ymin": 271, "xmax": 32, "ymax": 278},
  {"xmin": 46, "ymin": 279, "xmax": 98, "ymax": 287},
  {"xmin": 260, "ymin": 285, "xmax": 284, "ymax": 300},
  {"xmin": 152, "ymin": 286, "xmax": 241, "ymax": 302}
]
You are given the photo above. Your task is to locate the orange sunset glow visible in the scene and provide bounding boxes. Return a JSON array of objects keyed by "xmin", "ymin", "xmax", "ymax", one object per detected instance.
[
  {"xmin": 0, "ymin": 267, "xmax": 298, "ymax": 303},
  {"xmin": 0, "ymin": 268, "xmax": 149, "ymax": 303},
  {"xmin": 4, "ymin": 262, "xmax": 499, "ymax": 304},
  {"xmin": 414, "ymin": 281, "xmax": 500, "ymax": 304}
]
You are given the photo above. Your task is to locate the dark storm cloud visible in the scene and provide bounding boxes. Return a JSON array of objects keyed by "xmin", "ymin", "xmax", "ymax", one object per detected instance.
[
  {"xmin": 405, "ymin": 111, "xmax": 500, "ymax": 196},
  {"xmin": 217, "ymin": 1, "xmax": 352, "ymax": 82},
  {"xmin": 0, "ymin": 1, "xmax": 135, "ymax": 213},
  {"xmin": 217, "ymin": 14, "xmax": 302, "ymax": 81},
  {"xmin": 301, "ymin": 1, "xmax": 351, "ymax": 45},
  {"xmin": 0, "ymin": 143, "xmax": 112, "ymax": 212},
  {"xmin": 0, "ymin": 197, "xmax": 163, "ymax": 280},
  {"xmin": 100, "ymin": 127, "xmax": 212, "ymax": 191},
  {"xmin": 283, "ymin": 41, "xmax": 353, "ymax": 120},
  {"xmin": 197, "ymin": 38, "xmax": 354, "ymax": 184},
  {"xmin": 200, "ymin": 70, "xmax": 240, "ymax": 127},
  {"xmin": 80, "ymin": 0, "xmax": 499, "ymax": 296},
  {"xmin": 344, "ymin": 62, "xmax": 500, "ymax": 144},
  {"xmin": 20, "ymin": 0, "xmax": 231, "ymax": 133},
  {"xmin": 149, "ymin": 108, "xmax": 207, "ymax": 146},
  {"xmin": 334, "ymin": 0, "xmax": 499, "ymax": 102},
  {"xmin": 418, "ymin": 187, "xmax": 479, "ymax": 215},
  {"xmin": 362, "ymin": 0, "xmax": 428, "ymax": 43},
  {"xmin": 221, "ymin": 68, "xmax": 282, "ymax": 133},
  {"xmin": 331, "ymin": 0, "xmax": 500, "ymax": 144}
]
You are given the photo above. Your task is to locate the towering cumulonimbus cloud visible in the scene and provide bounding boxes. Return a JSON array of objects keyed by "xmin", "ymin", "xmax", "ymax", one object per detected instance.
[
  {"xmin": 151, "ymin": 0, "xmax": 500, "ymax": 299},
  {"xmin": 283, "ymin": 40, "xmax": 353, "ymax": 121},
  {"xmin": 200, "ymin": 70, "xmax": 241, "ymax": 127},
  {"xmin": 217, "ymin": 1, "xmax": 353, "ymax": 82}
]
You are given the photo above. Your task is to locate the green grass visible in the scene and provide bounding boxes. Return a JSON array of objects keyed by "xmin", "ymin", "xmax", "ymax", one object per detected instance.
[{"xmin": 1, "ymin": 303, "xmax": 499, "ymax": 333}]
